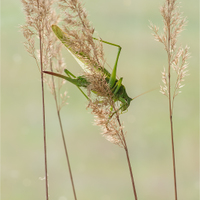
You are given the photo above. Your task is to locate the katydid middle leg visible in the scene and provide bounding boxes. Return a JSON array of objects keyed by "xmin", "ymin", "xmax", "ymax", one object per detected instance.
[
  {"xmin": 64, "ymin": 69, "xmax": 90, "ymax": 100},
  {"xmin": 64, "ymin": 68, "xmax": 76, "ymax": 78},
  {"xmin": 108, "ymin": 97, "xmax": 128, "ymax": 121},
  {"xmin": 44, "ymin": 69, "xmax": 90, "ymax": 100}
]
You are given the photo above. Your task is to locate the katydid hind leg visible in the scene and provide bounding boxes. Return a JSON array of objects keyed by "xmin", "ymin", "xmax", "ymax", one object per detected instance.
[
  {"xmin": 93, "ymin": 37, "xmax": 121, "ymax": 49},
  {"xmin": 109, "ymin": 44, "xmax": 121, "ymax": 88},
  {"xmin": 93, "ymin": 37, "xmax": 122, "ymax": 88}
]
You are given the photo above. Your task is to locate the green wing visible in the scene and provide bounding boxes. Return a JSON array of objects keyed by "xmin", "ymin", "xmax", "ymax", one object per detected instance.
[{"xmin": 51, "ymin": 25, "xmax": 111, "ymax": 78}]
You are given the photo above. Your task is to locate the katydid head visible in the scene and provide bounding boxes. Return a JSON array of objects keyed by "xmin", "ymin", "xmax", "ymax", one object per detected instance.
[
  {"xmin": 120, "ymin": 87, "xmax": 158, "ymax": 112},
  {"xmin": 117, "ymin": 85, "xmax": 133, "ymax": 112},
  {"xmin": 120, "ymin": 95, "xmax": 133, "ymax": 112}
]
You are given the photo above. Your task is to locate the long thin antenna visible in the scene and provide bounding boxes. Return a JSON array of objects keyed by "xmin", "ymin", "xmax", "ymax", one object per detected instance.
[{"xmin": 132, "ymin": 87, "xmax": 159, "ymax": 100}]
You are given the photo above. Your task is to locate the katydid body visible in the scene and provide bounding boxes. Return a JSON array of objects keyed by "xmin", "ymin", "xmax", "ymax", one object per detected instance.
[{"xmin": 44, "ymin": 25, "xmax": 132, "ymax": 113}]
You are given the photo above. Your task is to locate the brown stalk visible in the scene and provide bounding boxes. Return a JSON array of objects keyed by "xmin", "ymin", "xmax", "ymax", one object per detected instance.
[
  {"xmin": 36, "ymin": 0, "xmax": 49, "ymax": 199},
  {"xmin": 115, "ymin": 114, "xmax": 138, "ymax": 200},
  {"xmin": 150, "ymin": 1, "xmax": 189, "ymax": 198},
  {"xmin": 167, "ymin": 1, "xmax": 178, "ymax": 200},
  {"xmin": 125, "ymin": 147, "xmax": 138, "ymax": 200},
  {"xmin": 50, "ymin": 63, "xmax": 77, "ymax": 200}
]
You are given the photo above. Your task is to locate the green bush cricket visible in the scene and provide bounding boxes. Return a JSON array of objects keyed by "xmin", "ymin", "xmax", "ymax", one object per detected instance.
[{"xmin": 44, "ymin": 25, "xmax": 135, "ymax": 116}]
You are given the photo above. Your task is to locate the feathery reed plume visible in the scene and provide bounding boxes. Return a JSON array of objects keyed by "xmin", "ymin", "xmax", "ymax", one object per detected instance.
[
  {"xmin": 21, "ymin": 1, "xmax": 51, "ymax": 199},
  {"xmin": 150, "ymin": 0, "xmax": 190, "ymax": 199},
  {"xmin": 53, "ymin": 0, "xmax": 138, "ymax": 199},
  {"xmin": 21, "ymin": 0, "xmax": 77, "ymax": 199},
  {"xmin": 58, "ymin": 0, "xmax": 126, "ymax": 147}
]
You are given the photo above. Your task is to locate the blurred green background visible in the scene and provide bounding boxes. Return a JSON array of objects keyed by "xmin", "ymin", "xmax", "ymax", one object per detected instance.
[{"xmin": 1, "ymin": 0, "xmax": 199, "ymax": 199}]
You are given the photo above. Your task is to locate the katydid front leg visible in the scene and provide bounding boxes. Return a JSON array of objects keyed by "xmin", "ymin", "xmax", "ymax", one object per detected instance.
[{"xmin": 107, "ymin": 97, "xmax": 128, "ymax": 122}]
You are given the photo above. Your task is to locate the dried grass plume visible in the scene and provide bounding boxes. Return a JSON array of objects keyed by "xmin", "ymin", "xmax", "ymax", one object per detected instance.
[
  {"xmin": 21, "ymin": 0, "xmax": 68, "ymax": 110},
  {"xmin": 150, "ymin": 0, "xmax": 190, "ymax": 110},
  {"xmin": 57, "ymin": 0, "xmax": 127, "ymax": 147}
]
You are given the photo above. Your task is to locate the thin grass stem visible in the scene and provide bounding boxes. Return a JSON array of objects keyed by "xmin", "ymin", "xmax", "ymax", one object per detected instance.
[
  {"xmin": 50, "ymin": 63, "xmax": 77, "ymax": 200},
  {"xmin": 39, "ymin": 18, "xmax": 49, "ymax": 200},
  {"xmin": 36, "ymin": 0, "xmax": 49, "ymax": 199},
  {"xmin": 124, "ymin": 147, "xmax": 138, "ymax": 200},
  {"xmin": 116, "ymin": 115, "xmax": 138, "ymax": 200},
  {"xmin": 167, "ymin": 1, "xmax": 178, "ymax": 199}
]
